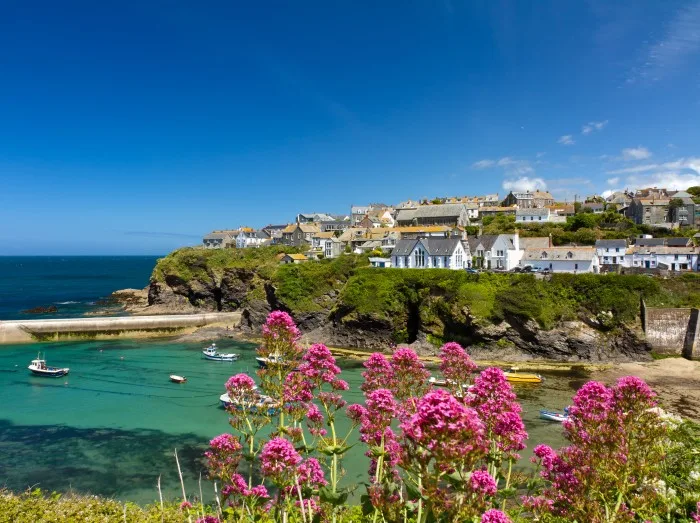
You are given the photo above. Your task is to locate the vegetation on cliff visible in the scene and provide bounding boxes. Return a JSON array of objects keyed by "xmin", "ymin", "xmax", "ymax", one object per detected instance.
[{"xmin": 150, "ymin": 248, "xmax": 700, "ymax": 348}]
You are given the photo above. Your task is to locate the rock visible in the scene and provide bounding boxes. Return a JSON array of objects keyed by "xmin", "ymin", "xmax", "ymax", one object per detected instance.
[{"xmin": 22, "ymin": 305, "xmax": 58, "ymax": 314}]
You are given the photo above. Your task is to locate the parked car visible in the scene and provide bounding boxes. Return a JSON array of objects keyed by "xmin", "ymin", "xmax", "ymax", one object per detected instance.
[
  {"xmin": 521, "ymin": 265, "xmax": 533, "ymax": 273},
  {"xmin": 511, "ymin": 266, "xmax": 523, "ymax": 273},
  {"xmin": 465, "ymin": 268, "xmax": 479, "ymax": 274}
]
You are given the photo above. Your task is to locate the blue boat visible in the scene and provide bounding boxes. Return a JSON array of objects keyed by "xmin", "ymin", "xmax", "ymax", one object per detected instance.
[{"xmin": 539, "ymin": 408, "xmax": 570, "ymax": 422}]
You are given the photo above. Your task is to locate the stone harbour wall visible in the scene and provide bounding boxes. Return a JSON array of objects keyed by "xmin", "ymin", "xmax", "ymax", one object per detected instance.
[{"xmin": 643, "ymin": 304, "xmax": 699, "ymax": 358}]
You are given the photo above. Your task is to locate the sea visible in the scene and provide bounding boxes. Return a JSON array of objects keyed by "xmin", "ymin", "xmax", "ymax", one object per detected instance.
[{"xmin": 0, "ymin": 256, "xmax": 581, "ymax": 505}]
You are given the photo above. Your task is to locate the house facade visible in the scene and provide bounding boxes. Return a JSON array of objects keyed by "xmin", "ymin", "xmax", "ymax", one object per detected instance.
[
  {"xmin": 281, "ymin": 223, "xmax": 321, "ymax": 247},
  {"xmin": 310, "ymin": 232, "xmax": 343, "ymax": 259},
  {"xmin": 502, "ymin": 190, "xmax": 555, "ymax": 209},
  {"xmin": 627, "ymin": 245, "xmax": 699, "ymax": 271},
  {"xmin": 520, "ymin": 247, "xmax": 600, "ymax": 273},
  {"xmin": 390, "ymin": 238, "xmax": 468, "ymax": 270},
  {"xmin": 235, "ymin": 230, "xmax": 270, "ymax": 248},
  {"xmin": 467, "ymin": 234, "xmax": 521, "ymax": 270},
  {"xmin": 627, "ymin": 198, "xmax": 671, "ymax": 226},
  {"xmin": 595, "ymin": 239, "xmax": 627, "ymax": 268},
  {"xmin": 516, "ymin": 208, "xmax": 551, "ymax": 223},
  {"xmin": 202, "ymin": 231, "xmax": 236, "ymax": 249}
]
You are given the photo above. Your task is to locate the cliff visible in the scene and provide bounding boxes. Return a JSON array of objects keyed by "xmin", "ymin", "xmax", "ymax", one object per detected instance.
[{"xmin": 131, "ymin": 247, "xmax": 700, "ymax": 362}]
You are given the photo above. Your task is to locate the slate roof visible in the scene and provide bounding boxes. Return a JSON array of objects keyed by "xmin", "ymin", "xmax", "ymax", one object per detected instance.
[
  {"xmin": 410, "ymin": 204, "xmax": 467, "ymax": 219},
  {"xmin": 391, "ymin": 238, "xmax": 462, "ymax": 257},
  {"xmin": 391, "ymin": 239, "xmax": 418, "ymax": 256},
  {"xmin": 595, "ymin": 239, "xmax": 627, "ymax": 249},
  {"xmin": 667, "ymin": 237, "xmax": 692, "ymax": 247},
  {"xmin": 635, "ymin": 238, "xmax": 666, "ymax": 247},
  {"xmin": 520, "ymin": 237, "xmax": 550, "ymax": 249},
  {"xmin": 516, "ymin": 208, "xmax": 549, "ymax": 217},
  {"xmin": 522, "ymin": 247, "xmax": 596, "ymax": 261}
]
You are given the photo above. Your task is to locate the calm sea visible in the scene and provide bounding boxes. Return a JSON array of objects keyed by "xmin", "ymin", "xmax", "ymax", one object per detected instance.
[
  {"xmin": 0, "ymin": 256, "xmax": 581, "ymax": 504},
  {"xmin": 0, "ymin": 256, "xmax": 159, "ymax": 320}
]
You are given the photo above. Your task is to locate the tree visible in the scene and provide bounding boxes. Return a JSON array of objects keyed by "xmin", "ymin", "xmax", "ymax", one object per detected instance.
[{"xmin": 669, "ymin": 197, "xmax": 684, "ymax": 209}]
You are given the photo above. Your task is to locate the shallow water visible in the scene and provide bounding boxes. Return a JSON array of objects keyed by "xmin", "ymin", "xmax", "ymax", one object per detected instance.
[{"xmin": 0, "ymin": 338, "xmax": 579, "ymax": 504}]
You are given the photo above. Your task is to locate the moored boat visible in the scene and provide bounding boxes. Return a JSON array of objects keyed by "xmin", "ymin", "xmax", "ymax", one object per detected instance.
[
  {"xmin": 504, "ymin": 367, "xmax": 543, "ymax": 384},
  {"xmin": 539, "ymin": 409, "xmax": 569, "ymax": 422},
  {"xmin": 219, "ymin": 392, "xmax": 280, "ymax": 416},
  {"xmin": 428, "ymin": 376, "xmax": 448, "ymax": 387},
  {"xmin": 202, "ymin": 343, "xmax": 239, "ymax": 362},
  {"xmin": 170, "ymin": 375, "xmax": 187, "ymax": 383},
  {"xmin": 256, "ymin": 354, "xmax": 283, "ymax": 368},
  {"xmin": 28, "ymin": 355, "xmax": 69, "ymax": 377}
]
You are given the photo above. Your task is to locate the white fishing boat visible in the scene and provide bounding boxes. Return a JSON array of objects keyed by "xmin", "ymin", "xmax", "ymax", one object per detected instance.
[
  {"xmin": 256, "ymin": 353, "xmax": 284, "ymax": 368},
  {"xmin": 202, "ymin": 343, "xmax": 239, "ymax": 362},
  {"xmin": 28, "ymin": 355, "xmax": 69, "ymax": 378},
  {"xmin": 539, "ymin": 408, "xmax": 570, "ymax": 423},
  {"xmin": 219, "ymin": 392, "xmax": 279, "ymax": 415},
  {"xmin": 170, "ymin": 375, "xmax": 187, "ymax": 383}
]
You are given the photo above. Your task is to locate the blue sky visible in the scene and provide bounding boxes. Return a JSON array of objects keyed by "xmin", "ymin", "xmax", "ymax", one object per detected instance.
[{"xmin": 1, "ymin": 1, "xmax": 700, "ymax": 254}]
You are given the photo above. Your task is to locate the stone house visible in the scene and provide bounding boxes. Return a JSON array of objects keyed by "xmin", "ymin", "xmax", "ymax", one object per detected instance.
[
  {"xmin": 395, "ymin": 203, "xmax": 471, "ymax": 227},
  {"xmin": 627, "ymin": 197, "xmax": 671, "ymax": 226},
  {"xmin": 502, "ymin": 190, "xmax": 555, "ymax": 209},
  {"xmin": 202, "ymin": 231, "xmax": 236, "ymax": 249},
  {"xmin": 281, "ymin": 223, "xmax": 321, "ymax": 247}
]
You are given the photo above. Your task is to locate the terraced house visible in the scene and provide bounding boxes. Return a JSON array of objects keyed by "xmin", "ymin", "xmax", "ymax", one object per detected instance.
[{"xmin": 395, "ymin": 203, "xmax": 471, "ymax": 227}]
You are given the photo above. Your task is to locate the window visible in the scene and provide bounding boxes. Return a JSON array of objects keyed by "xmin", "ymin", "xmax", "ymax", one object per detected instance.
[
  {"xmin": 674, "ymin": 254, "xmax": 679, "ymax": 260},
  {"xmin": 414, "ymin": 249, "xmax": 425, "ymax": 267},
  {"xmin": 444, "ymin": 256, "xmax": 450, "ymax": 268},
  {"xmin": 497, "ymin": 250, "xmax": 504, "ymax": 257},
  {"xmin": 456, "ymin": 253, "xmax": 462, "ymax": 267},
  {"xmin": 615, "ymin": 248, "xmax": 620, "ymax": 253},
  {"xmin": 541, "ymin": 251, "xmax": 548, "ymax": 259},
  {"xmin": 575, "ymin": 263, "xmax": 578, "ymax": 270}
]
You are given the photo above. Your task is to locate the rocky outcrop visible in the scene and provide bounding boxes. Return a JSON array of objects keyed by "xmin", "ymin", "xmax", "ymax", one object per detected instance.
[
  {"xmin": 133, "ymin": 259, "xmax": 653, "ymax": 363},
  {"xmin": 22, "ymin": 305, "xmax": 58, "ymax": 314}
]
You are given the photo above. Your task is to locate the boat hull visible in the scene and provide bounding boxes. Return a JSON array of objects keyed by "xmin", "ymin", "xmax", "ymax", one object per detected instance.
[
  {"xmin": 29, "ymin": 367, "xmax": 69, "ymax": 377},
  {"xmin": 504, "ymin": 372, "xmax": 542, "ymax": 384},
  {"xmin": 539, "ymin": 410, "xmax": 568, "ymax": 422},
  {"xmin": 170, "ymin": 375, "xmax": 187, "ymax": 383},
  {"xmin": 203, "ymin": 353, "xmax": 238, "ymax": 361}
]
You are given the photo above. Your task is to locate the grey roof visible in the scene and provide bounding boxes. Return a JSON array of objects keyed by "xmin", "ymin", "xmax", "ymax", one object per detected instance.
[
  {"xmin": 516, "ymin": 208, "xmax": 549, "ymax": 216},
  {"xmin": 520, "ymin": 237, "xmax": 550, "ymax": 249},
  {"xmin": 391, "ymin": 239, "xmax": 419, "ymax": 256},
  {"xmin": 411, "ymin": 204, "xmax": 467, "ymax": 219},
  {"xmin": 635, "ymin": 238, "xmax": 666, "ymax": 247},
  {"xmin": 523, "ymin": 247, "xmax": 596, "ymax": 261},
  {"xmin": 263, "ymin": 224, "xmax": 288, "ymax": 231},
  {"xmin": 667, "ymin": 237, "xmax": 692, "ymax": 247},
  {"xmin": 468, "ymin": 235, "xmax": 499, "ymax": 252},
  {"xmin": 395, "ymin": 209, "xmax": 417, "ymax": 222},
  {"xmin": 595, "ymin": 239, "xmax": 627, "ymax": 249},
  {"xmin": 204, "ymin": 232, "xmax": 233, "ymax": 240},
  {"xmin": 671, "ymin": 191, "xmax": 692, "ymax": 198},
  {"xmin": 583, "ymin": 202, "xmax": 605, "ymax": 210},
  {"xmin": 391, "ymin": 238, "xmax": 462, "ymax": 257}
]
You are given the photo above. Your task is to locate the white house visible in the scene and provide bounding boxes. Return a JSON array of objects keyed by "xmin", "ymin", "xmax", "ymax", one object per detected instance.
[
  {"xmin": 235, "ymin": 230, "xmax": 270, "ymax": 249},
  {"xmin": 467, "ymin": 234, "xmax": 522, "ymax": 270},
  {"xmin": 390, "ymin": 238, "xmax": 468, "ymax": 270},
  {"xmin": 520, "ymin": 247, "xmax": 600, "ymax": 273},
  {"xmin": 311, "ymin": 232, "xmax": 342, "ymax": 259},
  {"xmin": 515, "ymin": 208, "xmax": 566, "ymax": 224},
  {"xmin": 627, "ymin": 245, "xmax": 699, "ymax": 271},
  {"xmin": 595, "ymin": 239, "xmax": 627, "ymax": 268}
]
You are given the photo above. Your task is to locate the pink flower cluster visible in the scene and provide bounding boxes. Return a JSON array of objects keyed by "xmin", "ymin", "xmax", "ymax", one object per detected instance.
[
  {"xmin": 361, "ymin": 353, "xmax": 396, "ymax": 394},
  {"xmin": 401, "ymin": 388, "xmax": 486, "ymax": 466},
  {"xmin": 467, "ymin": 368, "xmax": 527, "ymax": 460},
  {"xmin": 261, "ymin": 310, "xmax": 300, "ymax": 342},
  {"xmin": 527, "ymin": 376, "xmax": 665, "ymax": 520},
  {"xmin": 205, "ymin": 433, "xmax": 242, "ymax": 479},
  {"xmin": 221, "ymin": 474, "xmax": 270, "ymax": 500},
  {"xmin": 439, "ymin": 342, "xmax": 477, "ymax": 388},
  {"xmin": 260, "ymin": 437, "xmax": 302, "ymax": 480},
  {"xmin": 480, "ymin": 509, "xmax": 512, "ymax": 523}
]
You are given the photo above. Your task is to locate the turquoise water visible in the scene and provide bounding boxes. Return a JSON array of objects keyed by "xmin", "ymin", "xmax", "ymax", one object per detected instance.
[
  {"xmin": 0, "ymin": 337, "xmax": 582, "ymax": 504},
  {"xmin": 0, "ymin": 256, "xmax": 158, "ymax": 320}
]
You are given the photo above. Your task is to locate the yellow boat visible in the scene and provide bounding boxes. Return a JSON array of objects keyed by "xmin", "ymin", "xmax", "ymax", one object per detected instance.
[{"xmin": 503, "ymin": 368, "xmax": 543, "ymax": 384}]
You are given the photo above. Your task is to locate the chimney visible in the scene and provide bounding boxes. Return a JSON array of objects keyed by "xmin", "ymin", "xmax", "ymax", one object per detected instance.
[{"xmin": 548, "ymin": 233, "xmax": 553, "ymax": 248}]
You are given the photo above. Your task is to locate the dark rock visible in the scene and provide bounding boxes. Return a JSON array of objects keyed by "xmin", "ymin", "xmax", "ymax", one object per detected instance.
[{"xmin": 22, "ymin": 305, "xmax": 58, "ymax": 314}]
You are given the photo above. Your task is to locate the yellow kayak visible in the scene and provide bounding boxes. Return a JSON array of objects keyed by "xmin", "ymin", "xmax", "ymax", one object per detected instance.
[{"xmin": 503, "ymin": 371, "xmax": 543, "ymax": 384}]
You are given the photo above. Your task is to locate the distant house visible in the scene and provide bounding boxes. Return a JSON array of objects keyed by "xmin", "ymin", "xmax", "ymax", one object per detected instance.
[
  {"xmin": 595, "ymin": 239, "xmax": 628, "ymax": 268},
  {"xmin": 396, "ymin": 203, "xmax": 470, "ymax": 227},
  {"xmin": 582, "ymin": 202, "xmax": 605, "ymax": 213},
  {"xmin": 521, "ymin": 247, "xmax": 599, "ymax": 273},
  {"xmin": 668, "ymin": 191, "xmax": 699, "ymax": 227},
  {"xmin": 515, "ymin": 208, "xmax": 565, "ymax": 223},
  {"xmin": 281, "ymin": 223, "xmax": 321, "ymax": 247},
  {"xmin": 502, "ymin": 190, "xmax": 555, "ymax": 209},
  {"xmin": 235, "ymin": 229, "xmax": 270, "ymax": 248},
  {"xmin": 478, "ymin": 206, "xmax": 517, "ymax": 219},
  {"xmin": 359, "ymin": 215, "xmax": 383, "ymax": 228},
  {"xmin": 390, "ymin": 238, "xmax": 468, "ymax": 270},
  {"xmin": 202, "ymin": 231, "xmax": 236, "ymax": 249},
  {"xmin": 627, "ymin": 197, "xmax": 671, "ymax": 226},
  {"xmin": 280, "ymin": 253, "xmax": 308, "ymax": 265},
  {"xmin": 628, "ymin": 245, "xmax": 698, "ymax": 271},
  {"xmin": 477, "ymin": 194, "xmax": 500, "ymax": 207},
  {"xmin": 369, "ymin": 257, "xmax": 392, "ymax": 268},
  {"xmin": 297, "ymin": 213, "xmax": 335, "ymax": 223},
  {"xmin": 310, "ymin": 232, "xmax": 342, "ymax": 259},
  {"xmin": 318, "ymin": 220, "xmax": 350, "ymax": 233},
  {"xmin": 467, "ymin": 234, "xmax": 521, "ymax": 270},
  {"xmin": 605, "ymin": 191, "xmax": 632, "ymax": 208},
  {"xmin": 262, "ymin": 224, "xmax": 289, "ymax": 244}
]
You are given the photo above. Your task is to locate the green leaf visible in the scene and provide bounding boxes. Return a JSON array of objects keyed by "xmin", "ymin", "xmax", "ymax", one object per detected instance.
[
  {"xmin": 319, "ymin": 486, "xmax": 349, "ymax": 506},
  {"xmin": 405, "ymin": 480, "xmax": 423, "ymax": 501},
  {"xmin": 360, "ymin": 494, "xmax": 374, "ymax": 516}
]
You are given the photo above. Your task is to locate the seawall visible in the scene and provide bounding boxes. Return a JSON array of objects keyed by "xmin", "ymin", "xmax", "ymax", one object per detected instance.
[
  {"xmin": 642, "ymin": 302, "xmax": 699, "ymax": 359},
  {"xmin": 0, "ymin": 312, "xmax": 241, "ymax": 344}
]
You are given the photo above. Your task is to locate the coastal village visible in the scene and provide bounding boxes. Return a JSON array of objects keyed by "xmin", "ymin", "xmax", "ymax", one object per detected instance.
[{"xmin": 203, "ymin": 187, "xmax": 700, "ymax": 274}]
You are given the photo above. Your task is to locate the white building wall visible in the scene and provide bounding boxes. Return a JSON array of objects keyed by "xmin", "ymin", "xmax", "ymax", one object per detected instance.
[{"xmin": 523, "ymin": 258, "xmax": 599, "ymax": 273}]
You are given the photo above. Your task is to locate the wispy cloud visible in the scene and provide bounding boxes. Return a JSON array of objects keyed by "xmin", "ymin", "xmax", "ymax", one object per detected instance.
[
  {"xmin": 558, "ymin": 135, "xmax": 575, "ymax": 146},
  {"xmin": 607, "ymin": 177, "xmax": 620, "ymax": 185},
  {"xmin": 628, "ymin": 1, "xmax": 700, "ymax": 83},
  {"xmin": 502, "ymin": 176, "xmax": 547, "ymax": 192},
  {"xmin": 472, "ymin": 157, "xmax": 534, "ymax": 175},
  {"xmin": 472, "ymin": 159, "xmax": 496, "ymax": 169},
  {"xmin": 604, "ymin": 156, "xmax": 700, "ymax": 191},
  {"xmin": 625, "ymin": 172, "xmax": 700, "ymax": 190},
  {"xmin": 621, "ymin": 146, "xmax": 652, "ymax": 161},
  {"xmin": 581, "ymin": 120, "xmax": 609, "ymax": 135}
]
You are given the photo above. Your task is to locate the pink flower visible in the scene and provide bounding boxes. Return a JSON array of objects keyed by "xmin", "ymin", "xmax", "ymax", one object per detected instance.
[
  {"xmin": 361, "ymin": 353, "xmax": 396, "ymax": 394},
  {"xmin": 297, "ymin": 457, "xmax": 327, "ymax": 488},
  {"xmin": 692, "ymin": 501, "xmax": 700, "ymax": 523},
  {"xmin": 226, "ymin": 373, "xmax": 256, "ymax": 392},
  {"xmin": 209, "ymin": 433, "xmax": 240, "ymax": 453},
  {"xmin": 470, "ymin": 469, "xmax": 497, "ymax": 497},
  {"xmin": 298, "ymin": 344, "xmax": 341, "ymax": 384},
  {"xmin": 179, "ymin": 500, "xmax": 192, "ymax": 510},
  {"xmin": 439, "ymin": 342, "xmax": 477, "ymax": 388},
  {"xmin": 390, "ymin": 348, "xmax": 431, "ymax": 406},
  {"xmin": 205, "ymin": 433, "xmax": 242, "ymax": 480},
  {"xmin": 262, "ymin": 311, "xmax": 301, "ymax": 342},
  {"xmin": 260, "ymin": 437, "xmax": 302, "ymax": 484},
  {"xmin": 401, "ymin": 389, "xmax": 486, "ymax": 465},
  {"xmin": 250, "ymin": 485, "xmax": 269, "ymax": 498},
  {"xmin": 195, "ymin": 517, "xmax": 220, "ymax": 523},
  {"xmin": 346, "ymin": 403, "xmax": 367, "ymax": 423},
  {"xmin": 480, "ymin": 509, "xmax": 511, "ymax": 523}
]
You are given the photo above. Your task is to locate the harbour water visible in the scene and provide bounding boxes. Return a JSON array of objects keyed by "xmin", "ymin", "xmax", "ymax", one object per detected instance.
[{"xmin": 0, "ymin": 337, "xmax": 583, "ymax": 504}]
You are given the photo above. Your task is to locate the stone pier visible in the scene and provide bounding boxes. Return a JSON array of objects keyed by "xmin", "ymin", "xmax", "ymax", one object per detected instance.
[
  {"xmin": 642, "ymin": 302, "xmax": 700, "ymax": 359},
  {"xmin": 0, "ymin": 312, "xmax": 241, "ymax": 344}
]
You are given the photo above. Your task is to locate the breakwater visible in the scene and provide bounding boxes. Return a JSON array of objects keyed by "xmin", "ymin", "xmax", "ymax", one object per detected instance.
[
  {"xmin": 641, "ymin": 301, "xmax": 700, "ymax": 359},
  {"xmin": 0, "ymin": 312, "xmax": 241, "ymax": 344}
]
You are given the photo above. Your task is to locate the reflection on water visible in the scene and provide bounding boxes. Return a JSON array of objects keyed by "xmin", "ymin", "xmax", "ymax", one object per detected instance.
[{"xmin": 0, "ymin": 339, "xmax": 585, "ymax": 504}]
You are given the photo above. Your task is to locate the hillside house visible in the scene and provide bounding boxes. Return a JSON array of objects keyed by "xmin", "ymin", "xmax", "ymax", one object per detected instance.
[
  {"xmin": 628, "ymin": 245, "xmax": 698, "ymax": 271},
  {"xmin": 390, "ymin": 238, "xmax": 468, "ymax": 270},
  {"xmin": 521, "ymin": 247, "xmax": 600, "ymax": 273},
  {"xmin": 467, "ymin": 234, "xmax": 521, "ymax": 270},
  {"xmin": 202, "ymin": 231, "xmax": 236, "ymax": 249},
  {"xmin": 395, "ymin": 203, "xmax": 470, "ymax": 227},
  {"xmin": 502, "ymin": 190, "xmax": 555, "ymax": 209},
  {"xmin": 281, "ymin": 223, "xmax": 321, "ymax": 247},
  {"xmin": 515, "ymin": 208, "xmax": 565, "ymax": 223},
  {"xmin": 235, "ymin": 229, "xmax": 270, "ymax": 248},
  {"xmin": 595, "ymin": 239, "xmax": 628, "ymax": 268},
  {"xmin": 310, "ymin": 232, "xmax": 342, "ymax": 259},
  {"xmin": 280, "ymin": 253, "xmax": 308, "ymax": 265}
]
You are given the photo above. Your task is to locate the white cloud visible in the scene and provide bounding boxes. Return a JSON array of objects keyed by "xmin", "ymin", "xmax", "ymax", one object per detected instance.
[
  {"xmin": 581, "ymin": 120, "xmax": 609, "ymax": 135},
  {"xmin": 601, "ymin": 189, "xmax": 616, "ymax": 199},
  {"xmin": 536, "ymin": 152, "xmax": 546, "ymax": 158},
  {"xmin": 502, "ymin": 176, "xmax": 547, "ymax": 192},
  {"xmin": 472, "ymin": 159, "xmax": 496, "ymax": 169},
  {"xmin": 621, "ymin": 147, "xmax": 652, "ymax": 161},
  {"xmin": 626, "ymin": 172, "xmax": 700, "ymax": 191},
  {"xmin": 628, "ymin": 2, "xmax": 700, "ymax": 84},
  {"xmin": 558, "ymin": 135, "xmax": 575, "ymax": 146},
  {"xmin": 607, "ymin": 177, "xmax": 620, "ymax": 185},
  {"xmin": 607, "ymin": 164, "xmax": 658, "ymax": 175}
]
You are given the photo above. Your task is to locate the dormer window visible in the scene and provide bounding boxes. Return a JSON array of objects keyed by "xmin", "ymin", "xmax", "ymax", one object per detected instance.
[
  {"xmin": 541, "ymin": 251, "xmax": 547, "ymax": 259},
  {"xmin": 567, "ymin": 252, "xmax": 573, "ymax": 259}
]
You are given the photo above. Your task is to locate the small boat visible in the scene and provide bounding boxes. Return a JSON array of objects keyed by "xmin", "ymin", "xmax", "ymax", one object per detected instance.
[
  {"xmin": 428, "ymin": 376, "xmax": 448, "ymax": 387},
  {"xmin": 256, "ymin": 354, "xmax": 283, "ymax": 368},
  {"xmin": 219, "ymin": 392, "xmax": 280, "ymax": 416},
  {"xmin": 504, "ymin": 367, "xmax": 543, "ymax": 384},
  {"xmin": 170, "ymin": 375, "xmax": 187, "ymax": 384},
  {"xmin": 202, "ymin": 343, "xmax": 239, "ymax": 362},
  {"xmin": 539, "ymin": 409, "xmax": 569, "ymax": 422},
  {"xmin": 28, "ymin": 355, "xmax": 69, "ymax": 378}
]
